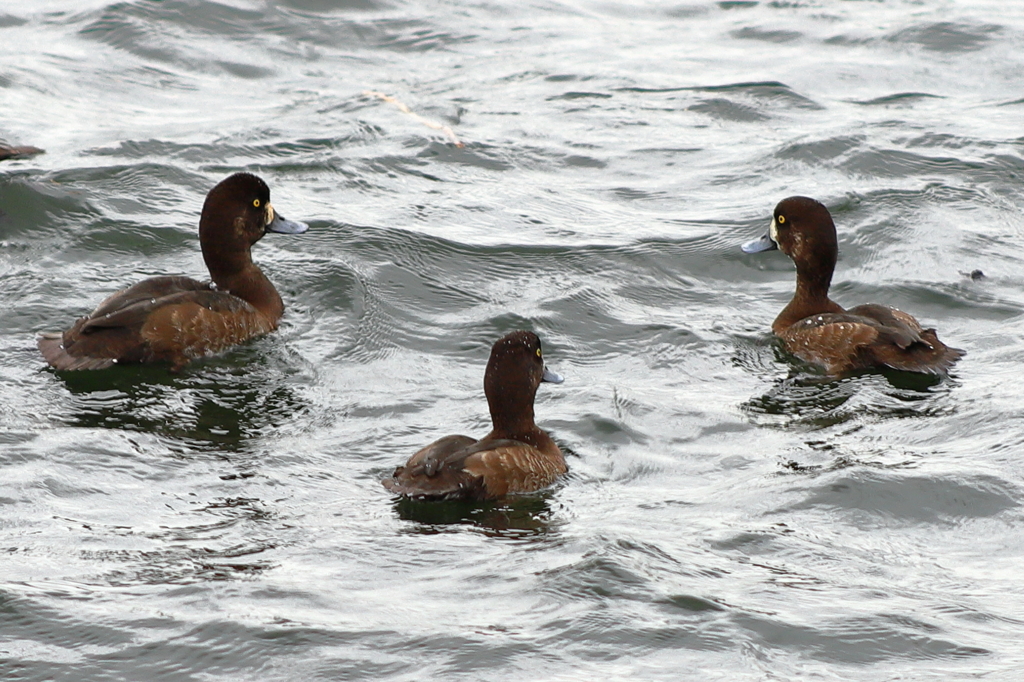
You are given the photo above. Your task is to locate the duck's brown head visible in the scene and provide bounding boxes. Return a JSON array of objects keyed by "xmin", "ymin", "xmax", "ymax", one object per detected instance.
[
  {"xmin": 743, "ymin": 196, "xmax": 839, "ymax": 290},
  {"xmin": 483, "ymin": 330, "xmax": 563, "ymax": 432},
  {"xmin": 199, "ymin": 172, "xmax": 307, "ymax": 280}
]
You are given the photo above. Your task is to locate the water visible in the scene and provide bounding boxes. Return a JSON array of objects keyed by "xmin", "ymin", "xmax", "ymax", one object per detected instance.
[{"xmin": 3, "ymin": 0, "xmax": 1024, "ymax": 679}]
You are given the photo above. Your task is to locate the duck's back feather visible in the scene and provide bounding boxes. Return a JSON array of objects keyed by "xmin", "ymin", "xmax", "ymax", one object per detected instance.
[
  {"xmin": 88, "ymin": 276, "xmax": 212, "ymax": 319},
  {"xmin": 383, "ymin": 434, "xmax": 480, "ymax": 500}
]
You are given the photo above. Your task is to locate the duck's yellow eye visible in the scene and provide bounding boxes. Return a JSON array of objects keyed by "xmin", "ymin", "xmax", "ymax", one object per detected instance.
[
  {"xmin": 536, "ymin": 348, "xmax": 542, "ymax": 358},
  {"xmin": 253, "ymin": 199, "xmax": 261, "ymax": 208},
  {"xmin": 777, "ymin": 215, "xmax": 786, "ymax": 224}
]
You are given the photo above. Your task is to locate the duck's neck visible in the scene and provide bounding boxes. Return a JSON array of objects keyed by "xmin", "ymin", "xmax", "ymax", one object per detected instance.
[
  {"xmin": 484, "ymin": 389, "xmax": 560, "ymax": 456},
  {"xmin": 773, "ymin": 263, "xmax": 844, "ymax": 333},
  {"xmin": 487, "ymin": 395, "xmax": 536, "ymax": 439},
  {"xmin": 206, "ymin": 256, "xmax": 284, "ymax": 324},
  {"xmin": 486, "ymin": 412, "xmax": 555, "ymax": 454}
]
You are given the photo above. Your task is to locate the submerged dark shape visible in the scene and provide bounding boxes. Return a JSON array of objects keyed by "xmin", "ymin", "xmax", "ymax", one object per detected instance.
[
  {"xmin": 383, "ymin": 331, "xmax": 566, "ymax": 501},
  {"xmin": 0, "ymin": 143, "xmax": 44, "ymax": 160},
  {"xmin": 742, "ymin": 196, "xmax": 963, "ymax": 375},
  {"xmin": 38, "ymin": 173, "xmax": 308, "ymax": 371}
]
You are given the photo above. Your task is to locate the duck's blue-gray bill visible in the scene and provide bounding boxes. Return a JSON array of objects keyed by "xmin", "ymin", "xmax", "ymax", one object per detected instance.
[
  {"xmin": 268, "ymin": 212, "xmax": 309, "ymax": 235},
  {"xmin": 542, "ymin": 367, "xmax": 564, "ymax": 384},
  {"xmin": 741, "ymin": 233, "xmax": 777, "ymax": 254}
]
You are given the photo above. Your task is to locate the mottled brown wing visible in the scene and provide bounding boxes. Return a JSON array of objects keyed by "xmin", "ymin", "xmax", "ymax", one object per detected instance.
[
  {"xmin": 868, "ymin": 328, "xmax": 965, "ymax": 374},
  {"xmin": 395, "ymin": 435, "xmax": 476, "ymax": 477},
  {"xmin": 885, "ymin": 307, "xmax": 924, "ymax": 334},
  {"xmin": 845, "ymin": 304, "xmax": 922, "ymax": 348},
  {"xmin": 88, "ymin": 276, "xmax": 212, "ymax": 319},
  {"xmin": 844, "ymin": 304, "xmax": 963, "ymax": 372},
  {"xmin": 781, "ymin": 314, "xmax": 880, "ymax": 374},
  {"xmin": 382, "ymin": 435, "xmax": 479, "ymax": 499},
  {"xmin": 82, "ymin": 286, "xmax": 253, "ymax": 334}
]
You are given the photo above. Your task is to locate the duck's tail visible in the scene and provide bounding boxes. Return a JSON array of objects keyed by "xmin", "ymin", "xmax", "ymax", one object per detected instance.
[
  {"xmin": 881, "ymin": 329, "xmax": 964, "ymax": 375},
  {"xmin": 38, "ymin": 333, "xmax": 116, "ymax": 371}
]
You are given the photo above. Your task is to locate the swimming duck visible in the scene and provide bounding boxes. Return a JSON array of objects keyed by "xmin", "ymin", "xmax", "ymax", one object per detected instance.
[
  {"xmin": 742, "ymin": 196, "xmax": 963, "ymax": 374},
  {"xmin": 383, "ymin": 331, "xmax": 566, "ymax": 501},
  {"xmin": 0, "ymin": 143, "xmax": 43, "ymax": 161},
  {"xmin": 38, "ymin": 173, "xmax": 307, "ymax": 371}
]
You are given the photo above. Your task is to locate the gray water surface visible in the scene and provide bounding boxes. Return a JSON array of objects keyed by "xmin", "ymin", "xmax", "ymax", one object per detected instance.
[{"xmin": 3, "ymin": 1, "xmax": 1024, "ymax": 680}]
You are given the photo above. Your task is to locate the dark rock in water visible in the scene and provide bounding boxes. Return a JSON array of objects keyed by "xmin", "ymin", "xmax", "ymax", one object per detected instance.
[{"xmin": 960, "ymin": 269, "xmax": 985, "ymax": 280}]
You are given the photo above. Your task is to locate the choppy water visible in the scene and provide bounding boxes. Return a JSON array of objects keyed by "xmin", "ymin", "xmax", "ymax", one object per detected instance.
[{"xmin": 3, "ymin": 0, "xmax": 1024, "ymax": 679}]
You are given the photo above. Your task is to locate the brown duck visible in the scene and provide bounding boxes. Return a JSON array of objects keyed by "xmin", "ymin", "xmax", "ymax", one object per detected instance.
[
  {"xmin": 742, "ymin": 196, "xmax": 963, "ymax": 375},
  {"xmin": 383, "ymin": 331, "xmax": 566, "ymax": 501},
  {"xmin": 38, "ymin": 173, "xmax": 307, "ymax": 371},
  {"xmin": 0, "ymin": 143, "xmax": 43, "ymax": 161}
]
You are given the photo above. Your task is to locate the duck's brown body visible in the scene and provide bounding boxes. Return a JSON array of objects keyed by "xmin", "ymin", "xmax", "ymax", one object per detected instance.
[
  {"xmin": 0, "ymin": 144, "xmax": 43, "ymax": 161},
  {"xmin": 772, "ymin": 302, "xmax": 962, "ymax": 375},
  {"xmin": 744, "ymin": 196, "xmax": 963, "ymax": 375},
  {"xmin": 38, "ymin": 173, "xmax": 307, "ymax": 371},
  {"xmin": 383, "ymin": 331, "xmax": 566, "ymax": 501},
  {"xmin": 39, "ymin": 276, "xmax": 277, "ymax": 371},
  {"xmin": 386, "ymin": 433, "xmax": 566, "ymax": 501}
]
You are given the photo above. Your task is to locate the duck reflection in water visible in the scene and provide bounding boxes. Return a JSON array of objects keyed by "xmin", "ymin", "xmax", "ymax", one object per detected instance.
[
  {"xmin": 54, "ymin": 360, "xmax": 309, "ymax": 454},
  {"xmin": 394, "ymin": 492, "xmax": 562, "ymax": 538}
]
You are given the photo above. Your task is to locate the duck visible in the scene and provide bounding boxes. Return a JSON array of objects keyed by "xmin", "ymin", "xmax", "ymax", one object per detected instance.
[
  {"xmin": 742, "ymin": 196, "xmax": 963, "ymax": 375},
  {"xmin": 38, "ymin": 172, "xmax": 307, "ymax": 371},
  {"xmin": 0, "ymin": 143, "xmax": 43, "ymax": 161},
  {"xmin": 383, "ymin": 330, "xmax": 566, "ymax": 501}
]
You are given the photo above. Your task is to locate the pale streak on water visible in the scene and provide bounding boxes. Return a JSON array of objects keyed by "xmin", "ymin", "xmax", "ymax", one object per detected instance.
[{"xmin": 2, "ymin": 1, "xmax": 1024, "ymax": 680}]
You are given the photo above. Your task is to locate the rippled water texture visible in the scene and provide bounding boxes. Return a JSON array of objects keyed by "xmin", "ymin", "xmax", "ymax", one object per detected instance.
[{"xmin": 3, "ymin": 1, "xmax": 1024, "ymax": 680}]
